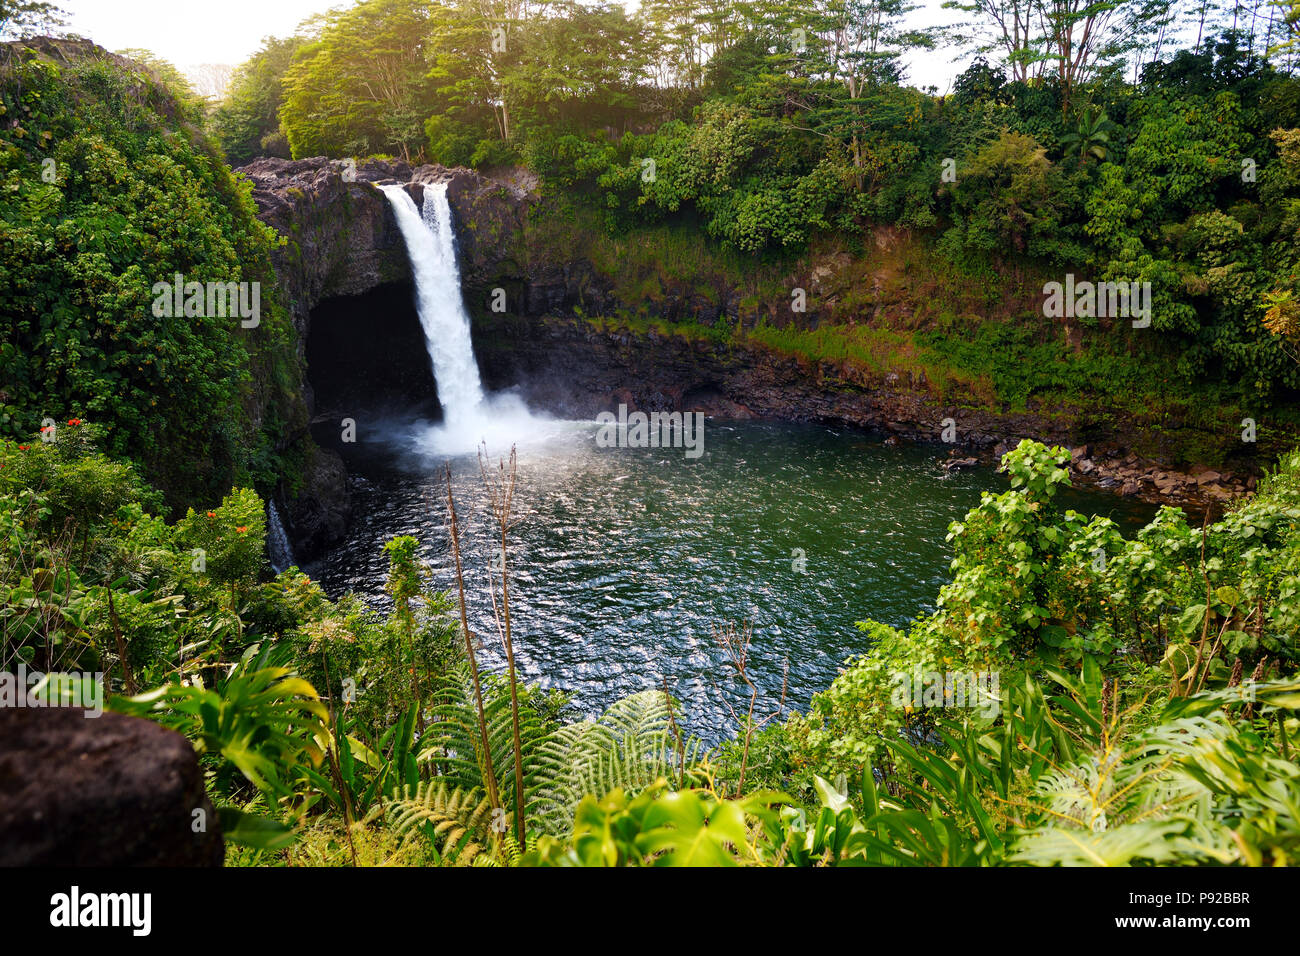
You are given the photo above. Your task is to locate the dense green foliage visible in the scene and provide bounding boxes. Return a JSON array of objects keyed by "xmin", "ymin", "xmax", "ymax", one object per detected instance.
[
  {"xmin": 0, "ymin": 41, "xmax": 302, "ymax": 506},
  {"xmin": 5, "ymin": 0, "xmax": 1300, "ymax": 870},
  {"xmin": 209, "ymin": 35, "xmax": 305, "ymax": 164},
  {"xmin": 206, "ymin": 0, "xmax": 1300, "ymax": 446},
  {"xmin": 4, "ymin": 418, "xmax": 1297, "ymax": 866}
]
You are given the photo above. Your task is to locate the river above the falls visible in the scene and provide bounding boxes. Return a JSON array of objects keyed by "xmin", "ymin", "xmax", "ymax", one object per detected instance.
[{"xmin": 305, "ymin": 418, "xmax": 1154, "ymax": 742}]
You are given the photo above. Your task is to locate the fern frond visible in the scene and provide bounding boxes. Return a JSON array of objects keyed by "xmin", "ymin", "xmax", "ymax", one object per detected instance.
[
  {"xmin": 529, "ymin": 689, "xmax": 709, "ymax": 835},
  {"xmin": 385, "ymin": 781, "xmax": 494, "ymax": 866}
]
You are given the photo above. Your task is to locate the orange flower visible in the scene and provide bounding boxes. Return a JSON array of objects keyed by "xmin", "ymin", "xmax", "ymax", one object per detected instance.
[
  {"xmin": 206, "ymin": 511, "xmax": 216, "ymax": 518},
  {"xmin": 236, "ymin": 526, "xmax": 248, "ymax": 533},
  {"xmin": 17, "ymin": 445, "xmax": 28, "ymax": 451}
]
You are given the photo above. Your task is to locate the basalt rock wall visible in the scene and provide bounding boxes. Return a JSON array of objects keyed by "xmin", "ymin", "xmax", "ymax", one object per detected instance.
[{"xmin": 473, "ymin": 313, "xmax": 1254, "ymax": 511}]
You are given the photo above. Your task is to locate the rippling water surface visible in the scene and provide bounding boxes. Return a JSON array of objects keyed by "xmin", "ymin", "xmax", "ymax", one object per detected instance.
[{"xmin": 307, "ymin": 418, "xmax": 1151, "ymax": 741}]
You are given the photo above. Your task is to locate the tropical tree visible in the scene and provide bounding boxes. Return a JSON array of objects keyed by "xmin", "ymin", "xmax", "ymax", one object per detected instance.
[
  {"xmin": 1059, "ymin": 106, "xmax": 1116, "ymax": 167},
  {"xmin": 279, "ymin": 0, "xmax": 435, "ymax": 160}
]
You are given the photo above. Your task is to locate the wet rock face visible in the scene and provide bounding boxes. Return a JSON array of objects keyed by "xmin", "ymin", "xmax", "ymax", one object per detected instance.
[
  {"xmin": 0, "ymin": 708, "xmax": 223, "ymax": 866},
  {"xmin": 237, "ymin": 156, "xmax": 411, "ymax": 336},
  {"xmin": 236, "ymin": 156, "xmax": 528, "ymax": 335},
  {"xmin": 473, "ymin": 313, "xmax": 1070, "ymax": 442},
  {"xmin": 286, "ymin": 445, "xmax": 351, "ymax": 562},
  {"xmin": 408, "ymin": 164, "xmax": 530, "ymax": 289},
  {"xmin": 237, "ymin": 157, "xmax": 532, "ymax": 556}
]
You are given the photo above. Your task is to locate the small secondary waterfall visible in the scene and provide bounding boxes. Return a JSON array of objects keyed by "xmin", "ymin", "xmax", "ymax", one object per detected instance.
[
  {"xmin": 267, "ymin": 500, "xmax": 295, "ymax": 573},
  {"xmin": 380, "ymin": 183, "xmax": 486, "ymax": 426}
]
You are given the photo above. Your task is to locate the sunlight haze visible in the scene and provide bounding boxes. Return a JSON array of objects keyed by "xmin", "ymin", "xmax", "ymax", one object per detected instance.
[{"xmin": 59, "ymin": 0, "xmax": 970, "ymax": 91}]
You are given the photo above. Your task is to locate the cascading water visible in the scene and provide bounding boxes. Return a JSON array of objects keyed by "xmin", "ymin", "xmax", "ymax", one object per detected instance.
[
  {"xmin": 381, "ymin": 183, "xmax": 486, "ymax": 423},
  {"xmin": 267, "ymin": 500, "xmax": 295, "ymax": 573},
  {"xmin": 379, "ymin": 182, "xmax": 557, "ymax": 456}
]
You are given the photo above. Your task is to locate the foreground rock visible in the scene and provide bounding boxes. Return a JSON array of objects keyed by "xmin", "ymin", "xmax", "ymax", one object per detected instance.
[{"xmin": 0, "ymin": 707, "xmax": 223, "ymax": 866}]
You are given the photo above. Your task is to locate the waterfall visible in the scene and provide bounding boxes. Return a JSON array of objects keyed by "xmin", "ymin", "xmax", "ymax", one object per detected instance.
[
  {"xmin": 267, "ymin": 500, "xmax": 295, "ymax": 573},
  {"xmin": 378, "ymin": 181, "xmax": 556, "ymax": 458},
  {"xmin": 380, "ymin": 183, "xmax": 486, "ymax": 425}
]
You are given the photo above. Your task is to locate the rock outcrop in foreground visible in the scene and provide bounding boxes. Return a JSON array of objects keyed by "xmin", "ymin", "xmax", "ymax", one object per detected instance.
[{"xmin": 0, "ymin": 707, "xmax": 223, "ymax": 866}]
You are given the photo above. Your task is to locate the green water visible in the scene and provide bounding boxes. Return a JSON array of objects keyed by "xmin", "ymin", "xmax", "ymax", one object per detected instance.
[{"xmin": 309, "ymin": 418, "xmax": 1152, "ymax": 741}]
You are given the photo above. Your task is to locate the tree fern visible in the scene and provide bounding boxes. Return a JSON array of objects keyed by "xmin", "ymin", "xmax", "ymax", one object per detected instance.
[
  {"xmin": 384, "ymin": 781, "xmax": 494, "ymax": 866},
  {"xmin": 529, "ymin": 689, "xmax": 709, "ymax": 835},
  {"xmin": 418, "ymin": 663, "xmax": 552, "ymax": 822},
  {"xmin": 419, "ymin": 671, "xmax": 708, "ymax": 839}
]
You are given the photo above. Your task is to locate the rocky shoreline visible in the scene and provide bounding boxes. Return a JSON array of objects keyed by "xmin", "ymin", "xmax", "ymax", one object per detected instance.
[
  {"xmin": 948, "ymin": 443, "xmax": 1251, "ymax": 516},
  {"xmin": 474, "ymin": 314, "xmax": 1252, "ymax": 519},
  {"xmin": 1065, "ymin": 445, "xmax": 1251, "ymax": 510}
]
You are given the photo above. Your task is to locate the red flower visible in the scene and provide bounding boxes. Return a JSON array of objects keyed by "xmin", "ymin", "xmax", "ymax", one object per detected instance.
[
  {"xmin": 39, "ymin": 425, "xmax": 54, "ymax": 433},
  {"xmin": 206, "ymin": 511, "xmax": 216, "ymax": 518},
  {"xmin": 17, "ymin": 445, "xmax": 28, "ymax": 451},
  {"xmin": 67, "ymin": 418, "xmax": 82, "ymax": 426}
]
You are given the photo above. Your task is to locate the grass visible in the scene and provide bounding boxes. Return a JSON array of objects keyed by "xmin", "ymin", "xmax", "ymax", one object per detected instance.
[{"xmin": 746, "ymin": 320, "xmax": 993, "ymax": 403}]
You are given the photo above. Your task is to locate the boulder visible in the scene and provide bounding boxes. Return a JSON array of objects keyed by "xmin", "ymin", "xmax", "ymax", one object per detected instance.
[{"xmin": 0, "ymin": 707, "xmax": 223, "ymax": 866}]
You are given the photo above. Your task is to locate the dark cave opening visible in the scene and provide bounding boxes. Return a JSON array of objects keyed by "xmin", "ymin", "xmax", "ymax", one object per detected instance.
[{"xmin": 305, "ymin": 281, "xmax": 441, "ymax": 422}]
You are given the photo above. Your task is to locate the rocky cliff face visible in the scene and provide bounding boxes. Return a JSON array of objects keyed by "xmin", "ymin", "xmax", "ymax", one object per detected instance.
[
  {"xmin": 238, "ymin": 157, "xmax": 531, "ymax": 334},
  {"xmin": 474, "ymin": 314, "xmax": 1253, "ymax": 511},
  {"xmin": 239, "ymin": 157, "xmax": 411, "ymax": 335}
]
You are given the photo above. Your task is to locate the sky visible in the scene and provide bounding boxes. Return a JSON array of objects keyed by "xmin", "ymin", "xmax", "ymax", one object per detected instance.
[{"xmin": 57, "ymin": 0, "xmax": 977, "ymax": 94}]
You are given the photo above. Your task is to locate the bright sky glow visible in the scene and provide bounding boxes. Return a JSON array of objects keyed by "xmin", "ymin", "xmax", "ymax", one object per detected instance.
[{"xmin": 59, "ymin": 0, "xmax": 973, "ymax": 92}]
